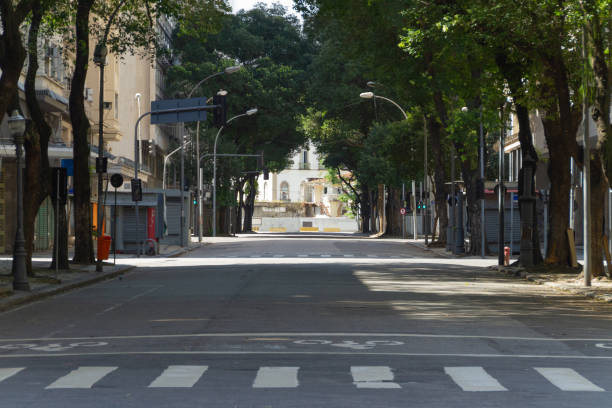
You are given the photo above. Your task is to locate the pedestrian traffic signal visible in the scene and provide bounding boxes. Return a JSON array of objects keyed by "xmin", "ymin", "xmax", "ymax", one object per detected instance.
[
  {"xmin": 213, "ymin": 94, "xmax": 227, "ymax": 127},
  {"xmin": 263, "ymin": 167, "xmax": 269, "ymax": 180},
  {"xmin": 131, "ymin": 178, "xmax": 142, "ymax": 202}
]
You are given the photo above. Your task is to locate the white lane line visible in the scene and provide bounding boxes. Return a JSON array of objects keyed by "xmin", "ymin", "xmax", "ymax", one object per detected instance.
[
  {"xmin": 2, "ymin": 332, "xmax": 612, "ymax": 343},
  {"xmin": 149, "ymin": 365, "xmax": 208, "ymax": 388},
  {"xmin": 351, "ymin": 366, "xmax": 401, "ymax": 389},
  {"xmin": 367, "ymin": 255, "xmax": 378, "ymax": 258},
  {"xmin": 46, "ymin": 366, "xmax": 117, "ymax": 389},
  {"xmin": 298, "ymin": 255, "xmax": 308, "ymax": 258},
  {"xmin": 0, "ymin": 367, "xmax": 24, "ymax": 383},
  {"xmin": 445, "ymin": 367, "xmax": 507, "ymax": 391},
  {"xmin": 250, "ymin": 255, "xmax": 262, "ymax": 258},
  {"xmin": 273, "ymin": 255, "xmax": 284, "ymax": 258},
  {"xmin": 343, "ymin": 254, "xmax": 354, "ymax": 257},
  {"xmin": 253, "ymin": 367, "xmax": 299, "ymax": 388},
  {"xmin": 321, "ymin": 254, "xmax": 331, "ymax": 258},
  {"xmin": 5, "ymin": 351, "xmax": 612, "ymax": 359},
  {"xmin": 96, "ymin": 286, "xmax": 161, "ymax": 316},
  {"xmin": 534, "ymin": 368, "xmax": 605, "ymax": 391}
]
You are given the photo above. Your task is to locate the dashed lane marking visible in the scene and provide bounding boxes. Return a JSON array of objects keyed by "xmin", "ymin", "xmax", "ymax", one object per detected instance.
[
  {"xmin": 45, "ymin": 366, "xmax": 118, "ymax": 389},
  {"xmin": 534, "ymin": 367, "xmax": 605, "ymax": 391},
  {"xmin": 445, "ymin": 366, "xmax": 507, "ymax": 392},
  {"xmin": 253, "ymin": 367, "xmax": 299, "ymax": 388},
  {"xmin": 148, "ymin": 365, "xmax": 208, "ymax": 388}
]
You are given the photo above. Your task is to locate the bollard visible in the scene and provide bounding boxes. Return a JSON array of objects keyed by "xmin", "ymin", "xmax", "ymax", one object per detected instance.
[{"xmin": 504, "ymin": 246, "xmax": 510, "ymax": 266}]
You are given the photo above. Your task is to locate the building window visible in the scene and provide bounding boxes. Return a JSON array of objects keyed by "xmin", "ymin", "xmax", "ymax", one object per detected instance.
[
  {"xmin": 114, "ymin": 93, "xmax": 119, "ymax": 119},
  {"xmin": 280, "ymin": 181, "xmax": 289, "ymax": 201},
  {"xmin": 324, "ymin": 187, "xmax": 328, "ymax": 194}
]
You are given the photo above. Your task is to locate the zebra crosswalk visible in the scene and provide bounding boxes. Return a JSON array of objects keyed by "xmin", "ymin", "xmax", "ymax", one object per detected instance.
[{"xmin": 0, "ymin": 364, "xmax": 607, "ymax": 391}]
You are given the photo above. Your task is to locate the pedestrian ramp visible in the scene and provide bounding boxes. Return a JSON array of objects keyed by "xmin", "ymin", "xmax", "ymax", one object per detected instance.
[{"xmin": 0, "ymin": 365, "xmax": 607, "ymax": 392}]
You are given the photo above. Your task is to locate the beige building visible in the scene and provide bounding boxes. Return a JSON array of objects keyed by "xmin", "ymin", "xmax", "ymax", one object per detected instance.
[{"xmin": 0, "ymin": 17, "xmax": 177, "ymax": 254}]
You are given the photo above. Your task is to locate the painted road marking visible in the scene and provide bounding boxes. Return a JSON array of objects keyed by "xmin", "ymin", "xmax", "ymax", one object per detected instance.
[
  {"xmin": 253, "ymin": 367, "xmax": 299, "ymax": 388},
  {"xmin": 46, "ymin": 366, "xmax": 118, "ymax": 389},
  {"xmin": 445, "ymin": 367, "xmax": 507, "ymax": 391},
  {"xmin": 0, "ymin": 367, "xmax": 24, "ymax": 383},
  {"xmin": 535, "ymin": 368, "xmax": 604, "ymax": 391},
  {"xmin": 351, "ymin": 366, "xmax": 401, "ymax": 389},
  {"xmin": 367, "ymin": 255, "xmax": 378, "ymax": 258},
  {"xmin": 148, "ymin": 365, "xmax": 208, "ymax": 388},
  {"xmin": 298, "ymin": 255, "xmax": 308, "ymax": 258},
  {"xmin": 321, "ymin": 254, "xmax": 331, "ymax": 258},
  {"xmin": 343, "ymin": 254, "xmax": 354, "ymax": 257},
  {"xmin": 273, "ymin": 255, "xmax": 284, "ymax": 258}
]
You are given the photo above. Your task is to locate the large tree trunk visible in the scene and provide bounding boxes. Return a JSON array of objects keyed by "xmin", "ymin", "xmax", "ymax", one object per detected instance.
[
  {"xmin": 360, "ymin": 185, "xmax": 370, "ymax": 233},
  {"xmin": 460, "ymin": 164, "xmax": 484, "ymax": 255},
  {"xmin": 0, "ymin": 0, "xmax": 31, "ymax": 122},
  {"xmin": 590, "ymin": 152, "xmax": 607, "ymax": 277},
  {"xmin": 426, "ymin": 114, "xmax": 448, "ymax": 245},
  {"xmin": 386, "ymin": 187, "xmax": 402, "ymax": 236},
  {"xmin": 243, "ymin": 174, "xmax": 256, "ymax": 232},
  {"xmin": 584, "ymin": 9, "xmax": 611, "ymax": 277},
  {"xmin": 24, "ymin": 2, "xmax": 57, "ymax": 275},
  {"xmin": 236, "ymin": 180, "xmax": 245, "ymax": 233},
  {"xmin": 70, "ymin": 0, "xmax": 96, "ymax": 264},
  {"xmin": 495, "ymin": 53, "xmax": 545, "ymax": 266}
]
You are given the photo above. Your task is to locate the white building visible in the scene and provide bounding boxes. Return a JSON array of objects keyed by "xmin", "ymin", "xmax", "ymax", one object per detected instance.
[{"xmin": 256, "ymin": 142, "xmax": 345, "ymax": 216}]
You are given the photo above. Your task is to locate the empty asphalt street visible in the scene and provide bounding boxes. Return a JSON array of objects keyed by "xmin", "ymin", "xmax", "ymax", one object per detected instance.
[{"xmin": 1, "ymin": 234, "xmax": 612, "ymax": 408}]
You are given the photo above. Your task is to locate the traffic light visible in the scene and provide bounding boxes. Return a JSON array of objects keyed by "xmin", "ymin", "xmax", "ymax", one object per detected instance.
[
  {"xmin": 131, "ymin": 178, "xmax": 142, "ymax": 202},
  {"xmin": 193, "ymin": 194, "xmax": 198, "ymax": 206},
  {"xmin": 148, "ymin": 140, "xmax": 154, "ymax": 155},
  {"xmin": 213, "ymin": 94, "xmax": 227, "ymax": 127},
  {"xmin": 263, "ymin": 167, "xmax": 269, "ymax": 180}
]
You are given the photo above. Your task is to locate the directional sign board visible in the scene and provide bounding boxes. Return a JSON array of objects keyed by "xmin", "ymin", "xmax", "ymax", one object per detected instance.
[{"xmin": 151, "ymin": 97, "xmax": 207, "ymax": 124}]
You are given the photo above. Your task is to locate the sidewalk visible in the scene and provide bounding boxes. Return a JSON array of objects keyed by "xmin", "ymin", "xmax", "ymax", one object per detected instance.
[
  {"xmin": 406, "ymin": 238, "xmax": 612, "ymax": 303},
  {"xmin": 0, "ymin": 241, "xmax": 203, "ymax": 313}
]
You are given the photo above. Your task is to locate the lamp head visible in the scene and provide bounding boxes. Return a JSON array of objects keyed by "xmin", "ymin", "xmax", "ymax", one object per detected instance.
[
  {"xmin": 8, "ymin": 110, "xmax": 26, "ymax": 141},
  {"xmin": 93, "ymin": 43, "xmax": 108, "ymax": 66},
  {"xmin": 366, "ymin": 81, "xmax": 378, "ymax": 88},
  {"xmin": 135, "ymin": 93, "xmax": 141, "ymax": 100},
  {"xmin": 360, "ymin": 92, "xmax": 374, "ymax": 99},
  {"xmin": 217, "ymin": 89, "xmax": 228, "ymax": 96},
  {"xmin": 224, "ymin": 65, "xmax": 241, "ymax": 74},
  {"xmin": 246, "ymin": 108, "xmax": 258, "ymax": 116},
  {"xmin": 461, "ymin": 106, "xmax": 468, "ymax": 112}
]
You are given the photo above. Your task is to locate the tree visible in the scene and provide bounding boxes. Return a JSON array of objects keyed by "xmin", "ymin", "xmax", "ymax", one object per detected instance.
[
  {"xmin": 69, "ymin": 0, "xmax": 228, "ymax": 262},
  {"xmin": 167, "ymin": 4, "xmax": 313, "ymax": 233}
]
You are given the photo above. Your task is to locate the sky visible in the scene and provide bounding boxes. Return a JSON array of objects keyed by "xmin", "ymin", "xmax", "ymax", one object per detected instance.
[{"xmin": 229, "ymin": 0, "xmax": 296, "ymax": 14}]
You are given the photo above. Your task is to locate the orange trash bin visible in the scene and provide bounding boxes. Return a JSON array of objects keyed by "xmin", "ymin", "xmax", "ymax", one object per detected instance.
[{"xmin": 97, "ymin": 235, "xmax": 112, "ymax": 260}]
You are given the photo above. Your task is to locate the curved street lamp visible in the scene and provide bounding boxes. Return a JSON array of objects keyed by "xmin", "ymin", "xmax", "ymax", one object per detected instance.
[
  {"xmin": 212, "ymin": 108, "xmax": 258, "ymax": 237},
  {"xmin": 185, "ymin": 65, "xmax": 241, "ymax": 243},
  {"xmin": 359, "ymin": 91, "xmax": 415, "ymax": 239}
]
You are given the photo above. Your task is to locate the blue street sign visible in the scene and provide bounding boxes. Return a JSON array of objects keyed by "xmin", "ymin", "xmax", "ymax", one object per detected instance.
[
  {"xmin": 151, "ymin": 97, "xmax": 207, "ymax": 124},
  {"xmin": 60, "ymin": 159, "xmax": 74, "ymax": 176},
  {"xmin": 512, "ymin": 193, "xmax": 518, "ymax": 202}
]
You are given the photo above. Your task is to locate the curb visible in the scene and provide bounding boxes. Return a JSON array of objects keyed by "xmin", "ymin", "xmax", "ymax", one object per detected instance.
[{"xmin": 0, "ymin": 265, "xmax": 135, "ymax": 314}]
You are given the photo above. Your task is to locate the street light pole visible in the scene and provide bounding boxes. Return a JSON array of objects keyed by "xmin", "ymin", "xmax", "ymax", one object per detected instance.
[
  {"xmin": 479, "ymin": 106, "xmax": 485, "ymax": 258},
  {"xmin": 9, "ymin": 111, "xmax": 29, "ymax": 291},
  {"xmin": 212, "ymin": 108, "xmax": 258, "ymax": 237},
  {"xmin": 93, "ymin": 43, "xmax": 108, "ymax": 272}
]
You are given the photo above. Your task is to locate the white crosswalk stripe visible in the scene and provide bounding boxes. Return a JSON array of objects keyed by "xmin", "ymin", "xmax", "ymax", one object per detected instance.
[
  {"xmin": 149, "ymin": 365, "xmax": 208, "ymax": 388},
  {"xmin": 445, "ymin": 367, "xmax": 507, "ymax": 391},
  {"xmin": 0, "ymin": 368, "xmax": 24, "ymax": 383},
  {"xmin": 351, "ymin": 366, "xmax": 401, "ymax": 389},
  {"xmin": 534, "ymin": 368, "xmax": 604, "ymax": 391},
  {"xmin": 253, "ymin": 367, "xmax": 299, "ymax": 388},
  {"xmin": 343, "ymin": 254, "xmax": 355, "ymax": 257},
  {"xmin": 0, "ymin": 364, "xmax": 606, "ymax": 392},
  {"xmin": 46, "ymin": 366, "xmax": 118, "ymax": 389}
]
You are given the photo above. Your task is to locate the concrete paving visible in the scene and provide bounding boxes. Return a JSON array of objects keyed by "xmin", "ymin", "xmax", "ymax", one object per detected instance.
[{"xmin": 0, "ymin": 234, "xmax": 610, "ymax": 407}]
